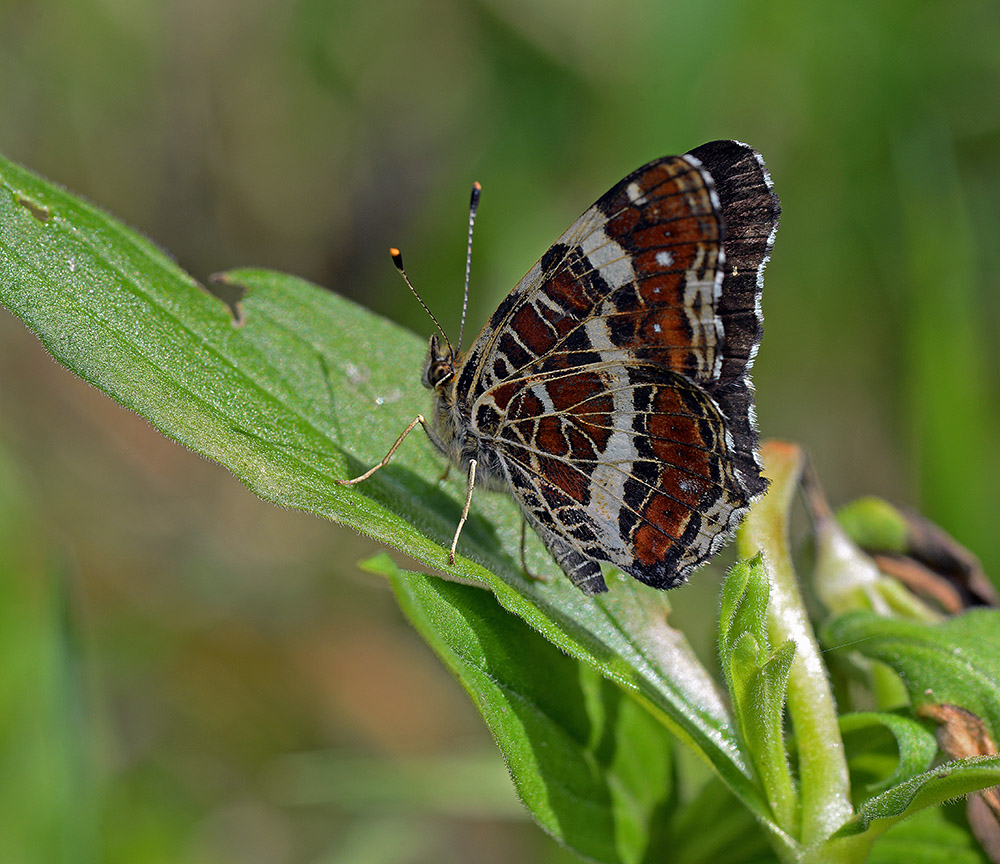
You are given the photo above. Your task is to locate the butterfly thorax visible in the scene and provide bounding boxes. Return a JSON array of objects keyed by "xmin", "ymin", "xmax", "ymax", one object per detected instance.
[{"xmin": 423, "ymin": 334, "xmax": 507, "ymax": 491}]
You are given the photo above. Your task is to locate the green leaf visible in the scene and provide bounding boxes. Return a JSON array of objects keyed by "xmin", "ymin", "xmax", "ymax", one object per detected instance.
[
  {"xmin": 826, "ymin": 610, "xmax": 1000, "ymax": 849},
  {"xmin": 838, "ymin": 712, "xmax": 939, "ymax": 800},
  {"xmin": 823, "ymin": 610, "xmax": 1000, "ymax": 741},
  {"xmin": 718, "ymin": 555, "xmax": 798, "ymax": 833},
  {"xmin": 0, "ymin": 152, "xmax": 771, "ymax": 830},
  {"xmin": 379, "ymin": 557, "xmax": 678, "ymax": 864},
  {"xmin": 834, "ymin": 756, "xmax": 1000, "ymax": 840},
  {"xmin": 868, "ymin": 802, "xmax": 993, "ymax": 864}
]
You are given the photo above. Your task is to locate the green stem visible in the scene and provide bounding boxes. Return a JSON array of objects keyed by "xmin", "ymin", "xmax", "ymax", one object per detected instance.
[
  {"xmin": 738, "ymin": 442, "xmax": 854, "ymax": 850},
  {"xmin": 799, "ymin": 833, "xmax": 874, "ymax": 864}
]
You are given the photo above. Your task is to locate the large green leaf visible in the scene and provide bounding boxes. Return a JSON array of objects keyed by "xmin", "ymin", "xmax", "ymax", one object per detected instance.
[
  {"xmin": 0, "ymin": 154, "xmax": 772, "ymax": 825},
  {"xmin": 823, "ymin": 609, "xmax": 1000, "ymax": 741},
  {"xmin": 382, "ymin": 557, "xmax": 678, "ymax": 864}
]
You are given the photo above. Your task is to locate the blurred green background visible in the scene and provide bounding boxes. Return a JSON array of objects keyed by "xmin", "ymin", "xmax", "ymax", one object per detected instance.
[{"xmin": 1, "ymin": 0, "xmax": 998, "ymax": 862}]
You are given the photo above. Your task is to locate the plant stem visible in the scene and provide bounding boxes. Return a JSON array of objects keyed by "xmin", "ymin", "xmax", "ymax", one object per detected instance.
[{"xmin": 739, "ymin": 442, "xmax": 854, "ymax": 849}]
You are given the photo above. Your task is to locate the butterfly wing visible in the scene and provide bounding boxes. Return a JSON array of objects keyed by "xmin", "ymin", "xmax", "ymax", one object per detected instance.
[
  {"xmin": 473, "ymin": 356, "xmax": 756, "ymax": 592},
  {"xmin": 463, "ymin": 140, "xmax": 780, "ymax": 592}
]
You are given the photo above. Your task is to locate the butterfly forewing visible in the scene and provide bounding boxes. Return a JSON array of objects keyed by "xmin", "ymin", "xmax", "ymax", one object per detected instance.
[{"xmin": 457, "ymin": 153, "xmax": 729, "ymax": 403}]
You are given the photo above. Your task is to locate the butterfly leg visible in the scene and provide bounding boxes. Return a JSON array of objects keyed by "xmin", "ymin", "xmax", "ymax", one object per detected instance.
[
  {"xmin": 449, "ymin": 458, "xmax": 477, "ymax": 564},
  {"xmin": 336, "ymin": 415, "xmax": 432, "ymax": 486},
  {"xmin": 518, "ymin": 521, "xmax": 548, "ymax": 583}
]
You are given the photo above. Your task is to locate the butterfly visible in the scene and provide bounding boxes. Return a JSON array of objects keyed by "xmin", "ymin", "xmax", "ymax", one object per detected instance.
[{"xmin": 338, "ymin": 140, "xmax": 781, "ymax": 594}]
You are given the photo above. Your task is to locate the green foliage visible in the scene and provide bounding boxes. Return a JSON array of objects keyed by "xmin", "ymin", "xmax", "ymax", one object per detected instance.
[
  {"xmin": 379, "ymin": 555, "xmax": 678, "ymax": 864},
  {"xmin": 0, "ymin": 148, "xmax": 765, "ymax": 827},
  {"xmin": 719, "ymin": 554, "xmax": 797, "ymax": 833},
  {"xmin": 838, "ymin": 712, "xmax": 939, "ymax": 801},
  {"xmin": 824, "ymin": 610, "xmax": 1000, "ymax": 741},
  {"xmin": 835, "ymin": 759, "xmax": 1000, "ymax": 842},
  {"xmin": 3, "ymin": 154, "xmax": 1000, "ymax": 863}
]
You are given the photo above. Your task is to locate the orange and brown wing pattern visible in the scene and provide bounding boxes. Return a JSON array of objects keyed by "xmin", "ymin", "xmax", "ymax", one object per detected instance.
[
  {"xmin": 457, "ymin": 141, "xmax": 780, "ymax": 593},
  {"xmin": 457, "ymin": 150, "xmax": 728, "ymax": 400},
  {"xmin": 473, "ymin": 357, "xmax": 756, "ymax": 592}
]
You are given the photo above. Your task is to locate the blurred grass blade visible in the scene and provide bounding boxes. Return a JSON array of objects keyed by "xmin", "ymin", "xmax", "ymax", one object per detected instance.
[
  {"xmin": 0, "ymin": 446, "xmax": 97, "ymax": 864},
  {"xmin": 267, "ymin": 748, "xmax": 524, "ymax": 818},
  {"xmin": 893, "ymin": 123, "xmax": 1000, "ymax": 579},
  {"xmin": 0, "ymin": 153, "xmax": 769, "ymax": 821}
]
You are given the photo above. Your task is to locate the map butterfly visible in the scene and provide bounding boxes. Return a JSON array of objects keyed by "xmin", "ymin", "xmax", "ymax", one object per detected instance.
[{"xmin": 339, "ymin": 140, "xmax": 781, "ymax": 594}]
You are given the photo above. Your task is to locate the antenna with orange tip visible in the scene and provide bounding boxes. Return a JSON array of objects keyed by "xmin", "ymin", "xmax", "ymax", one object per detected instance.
[{"xmin": 389, "ymin": 246, "xmax": 453, "ymax": 357}]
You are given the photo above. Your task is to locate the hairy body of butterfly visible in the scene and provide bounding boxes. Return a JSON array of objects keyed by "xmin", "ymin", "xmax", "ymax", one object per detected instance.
[{"xmin": 343, "ymin": 140, "xmax": 780, "ymax": 595}]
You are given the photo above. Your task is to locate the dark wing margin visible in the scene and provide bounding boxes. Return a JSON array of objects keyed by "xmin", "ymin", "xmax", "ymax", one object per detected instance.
[
  {"xmin": 687, "ymin": 140, "xmax": 780, "ymax": 501},
  {"xmin": 687, "ymin": 140, "xmax": 781, "ymax": 385}
]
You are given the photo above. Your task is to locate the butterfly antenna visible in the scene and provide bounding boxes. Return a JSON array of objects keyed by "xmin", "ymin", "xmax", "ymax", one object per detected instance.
[
  {"xmin": 389, "ymin": 248, "xmax": 453, "ymax": 357},
  {"xmin": 457, "ymin": 181, "xmax": 481, "ymax": 354}
]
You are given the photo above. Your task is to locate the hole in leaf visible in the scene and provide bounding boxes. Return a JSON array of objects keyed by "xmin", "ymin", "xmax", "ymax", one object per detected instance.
[{"xmin": 208, "ymin": 272, "xmax": 247, "ymax": 326}]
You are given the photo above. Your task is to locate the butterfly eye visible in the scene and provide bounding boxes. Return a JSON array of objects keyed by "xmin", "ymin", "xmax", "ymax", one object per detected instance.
[
  {"xmin": 422, "ymin": 359, "xmax": 454, "ymax": 390},
  {"xmin": 422, "ymin": 335, "xmax": 454, "ymax": 389}
]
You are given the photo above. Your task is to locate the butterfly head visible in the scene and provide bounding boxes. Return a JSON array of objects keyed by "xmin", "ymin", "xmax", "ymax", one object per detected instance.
[{"xmin": 422, "ymin": 334, "xmax": 455, "ymax": 391}]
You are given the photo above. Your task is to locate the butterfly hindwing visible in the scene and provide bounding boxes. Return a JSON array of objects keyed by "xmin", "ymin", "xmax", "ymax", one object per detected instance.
[{"xmin": 478, "ymin": 359, "xmax": 755, "ymax": 592}]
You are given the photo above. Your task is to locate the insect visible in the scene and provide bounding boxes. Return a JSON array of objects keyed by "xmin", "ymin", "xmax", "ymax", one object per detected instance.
[{"xmin": 338, "ymin": 140, "xmax": 780, "ymax": 594}]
